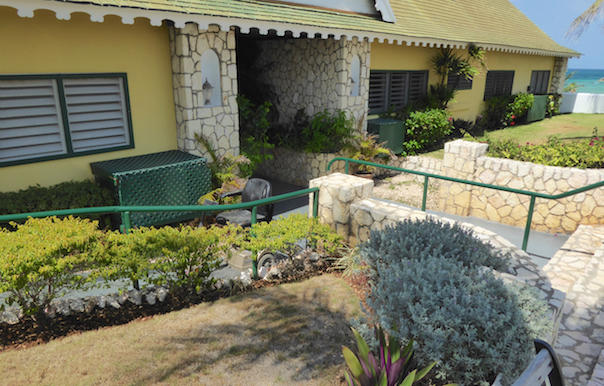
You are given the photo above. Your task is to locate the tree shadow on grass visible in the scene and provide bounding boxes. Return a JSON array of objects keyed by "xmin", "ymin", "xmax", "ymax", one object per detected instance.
[{"xmin": 129, "ymin": 276, "xmax": 359, "ymax": 385}]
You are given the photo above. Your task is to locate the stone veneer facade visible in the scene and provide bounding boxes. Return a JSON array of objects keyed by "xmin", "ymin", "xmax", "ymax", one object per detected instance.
[
  {"xmin": 255, "ymin": 37, "xmax": 370, "ymax": 127},
  {"xmin": 309, "ymin": 172, "xmax": 564, "ymax": 344},
  {"xmin": 169, "ymin": 24, "xmax": 240, "ymax": 158},
  {"xmin": 550, "ymin": 57, "xmax": 569, "ymax": 94},
  {"xmin": 439, "ymin": 140, "xmax": 604, "ymax": 234}
]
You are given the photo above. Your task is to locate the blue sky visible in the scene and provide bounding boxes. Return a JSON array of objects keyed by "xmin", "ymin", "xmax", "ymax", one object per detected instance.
[{"xmin": 509, "ymin": 0, "xmax": 603, "ymax": 69}]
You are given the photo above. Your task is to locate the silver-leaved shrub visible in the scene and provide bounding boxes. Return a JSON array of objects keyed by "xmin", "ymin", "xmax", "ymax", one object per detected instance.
[{"xmin": 354, "ymin": 218, "xmax": 551, "ymax": 386}]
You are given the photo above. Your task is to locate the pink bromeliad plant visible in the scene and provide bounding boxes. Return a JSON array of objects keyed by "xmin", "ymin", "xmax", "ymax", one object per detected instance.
[{"xmin": 342, "ymin": 326, "xmax": 441, "ymax": 386}]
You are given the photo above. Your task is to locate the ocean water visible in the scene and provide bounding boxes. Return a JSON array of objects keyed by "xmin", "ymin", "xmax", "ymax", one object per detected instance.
[{"xmin": 564, "ymin": 68, "xmax": 604, "ymax": 94}]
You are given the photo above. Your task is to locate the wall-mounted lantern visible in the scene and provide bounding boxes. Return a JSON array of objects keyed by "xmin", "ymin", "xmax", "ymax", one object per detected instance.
[
  {"xmin": 200, "ymin": 49, "xmax": 221, "ymax": 107},
  {"xmin": 202, "ymin": 79, "xmax": 214, "ymax": 105},
  {"xmin": 351, "ymin": 55, "xmax": 360, "ymax": 96}
]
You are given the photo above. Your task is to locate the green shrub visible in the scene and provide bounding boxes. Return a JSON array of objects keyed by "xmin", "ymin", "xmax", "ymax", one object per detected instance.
[
  {"xmin": 237, "ymin": 213, "xmax": 342, "ymax": 260},
  {"xmin": 505, "ymin": 93, "xmax": 534, "ymax": 126},
  {"xmin": 0, "ymin": 217, "xmax": 102, "ymax": 319},
  {"xmin": 479, "ymin": 93, "xmax": 534, "ymax": 131},
  {"xmin": 99, "ymin": 225, "xmax": 239, "ymax": 293},
  {"xmin": 0, "ymin": 180, "xmax": 115, "ymax": 228},
  {"xmin": 354, "ymin": 218, "xmax": 551, "ymax": 386},
  {"xmin": 546, "ymin": 94, "xmax": 562, "ymax": 118},
  {"xmin": 302, "ymin": 109, "xmax": 355, "ymax": 153},
  {"xmin": 487, "ymin": 135, "xmax": 604, "ymax": 169},
  {"xmin": 403, "ymin": 109, "xmax": 453, "ymax": 155}
]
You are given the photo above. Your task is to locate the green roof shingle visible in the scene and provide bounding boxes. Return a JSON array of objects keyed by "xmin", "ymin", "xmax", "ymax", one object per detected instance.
[{"xmin": 18, "ymin": 0, "xmax": 579, "ymax": 56}]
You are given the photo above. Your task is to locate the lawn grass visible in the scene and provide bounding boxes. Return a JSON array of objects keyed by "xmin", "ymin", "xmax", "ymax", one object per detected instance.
[
  {"xmin": 0, "ymin": 274, "xmax": 360, "ymax": 386},
  {"xmin": 423, "ymin": 113, "xmax": 604, "ymax": 159},
  {"xmin": 479, "ymin": 113, "xmax": 603, "ymax": 144}
]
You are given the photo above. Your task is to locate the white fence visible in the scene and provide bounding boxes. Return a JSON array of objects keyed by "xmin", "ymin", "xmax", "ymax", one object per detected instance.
[{"xmin": 560, "ymin": 92, "xmax": 604, "ymax": 114}]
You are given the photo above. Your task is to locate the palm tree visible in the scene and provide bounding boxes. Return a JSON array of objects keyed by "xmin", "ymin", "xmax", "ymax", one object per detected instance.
[{"xmin": 566, "ymin": 0, "xmax": 604, "ymax": 38}]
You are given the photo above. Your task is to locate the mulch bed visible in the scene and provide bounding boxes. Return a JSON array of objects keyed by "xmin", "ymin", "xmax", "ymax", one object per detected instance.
[{"xmin": 0, "ymin": 259, "xmax": 346, "ymax": 352}]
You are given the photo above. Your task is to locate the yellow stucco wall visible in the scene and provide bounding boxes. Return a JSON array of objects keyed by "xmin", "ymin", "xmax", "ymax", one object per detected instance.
[
  {"xmin": 370, "ymin": 42, "xmax": 556, "ymax": 120},
  {"xmin": 0, "ymin": 6, "xmax": 177, "ymax": 192}
]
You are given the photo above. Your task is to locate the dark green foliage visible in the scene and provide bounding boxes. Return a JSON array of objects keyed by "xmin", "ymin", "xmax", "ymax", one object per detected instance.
[
  {"xmin": 450, "ymin": 118, "xmax": 480, "ymax": 138},
  {"xmin": 268, "ymin": 108, "xmax": 311, "ymax": 150},
  {"xmin": 478, "ymin": 95, "xmax": 516, "ymax": 131},
  {"xmin": 354, "ymin": 218, "xmax": 551, "ymax": 386},
  {"xmin": 0, "ymin": 180, "xmax": 115, "ymax": 228},
  {"xmin": 301, "ymin": 109, "xmax": 355, "ymax": 153},
  {"xmin": 403, "ymin": 109, "xmax": 453, "ymax": 155},
  {"xmin": 486, "ymin": 135, "xmax": 604, "ymax": 169},
  {"xmin": 479, "ymin": 93, "xmax": 534, "ymax": 132},
  {"xmin": 237, "ymin": 95, "xmax": 275, "ymax": 177}
]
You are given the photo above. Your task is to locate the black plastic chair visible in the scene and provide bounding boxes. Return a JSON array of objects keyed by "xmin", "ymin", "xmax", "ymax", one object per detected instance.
[{"xmin": 215, "ymin": 178, "xmax": 274, "ymax": 227}]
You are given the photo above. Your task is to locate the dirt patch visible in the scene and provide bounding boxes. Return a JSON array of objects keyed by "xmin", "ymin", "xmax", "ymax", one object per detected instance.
[{"xmin": 372, "ymin": 173, "xmax": 441, "ymax": 211}]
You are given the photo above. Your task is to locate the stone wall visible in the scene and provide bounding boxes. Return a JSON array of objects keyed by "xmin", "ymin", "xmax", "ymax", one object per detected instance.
[
  {"xmin": 256, "ymin": 36, "xmax": 370, "ymax": 128},
  {"xmin": 308, "ymin": 173, "xmax": 564, "ymax": 344},
  {"xmin": 256, "ymin": 147, "xmax": 442, "ymax": 187},
  {"xmin": 255, "ymin": 147, "xmax": 346, "ymax": 186},
  {"xmin": 169, "ymin": 24, "xmax": 240, "ymax": 158},
  {"xmin": 439, "ymin": 140, "xmax": 604, "ymax": 233}
]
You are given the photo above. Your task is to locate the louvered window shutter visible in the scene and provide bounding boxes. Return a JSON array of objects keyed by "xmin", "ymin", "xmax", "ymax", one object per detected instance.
[
  {"xmin": 530, "ymin": 71, "xmax": 550, "ymax": 95},
  {"xmin": 484, "ymin": 71, "xmax": 515, "ymax": 100},
  {"xmin": 408, "ymin": 72, "xmax": 427, "ymax": 103},
  {"xmin": 389, "ymin": 73, "xmax": 407, "ymax": 109},
  {"xmin": 0, "ymin": 79, "xmax": 67, "ymax": 163},
  {"xmin": 63, "ymin": 77, "xmax": 130, "ymax": 152},
  {"xmin": 368, "ymin": 72, "xmax": 389, "ymax": 113}
]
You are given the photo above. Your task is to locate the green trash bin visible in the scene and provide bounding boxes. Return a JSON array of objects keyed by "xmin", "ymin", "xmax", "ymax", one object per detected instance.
[
  {"xmin": 526, "ymin": 95, "xmax": 547, "ymax": 123},
  {"xmin": 367, "ymin": 118, "xmax": 406, "ymax": 155},
  {"xmin": 90, "ymin": 150, "xmax": 211, "ymax": 228}
]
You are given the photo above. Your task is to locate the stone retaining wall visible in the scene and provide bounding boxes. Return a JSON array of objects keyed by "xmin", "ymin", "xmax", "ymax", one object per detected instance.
[
  {"xmin": 255, "ymin": 147, "xmax": 346, "ymax": 186},
  {"xmin": 440, "ymin": 140, "xmax": 604, "ymax": 234},
  {"xmin": 309, "ymin": 172, "xmax": 564, "ymax": 344},
  {"xmin": 257, "ymin": 148, "xmax": 442, "ymax": 186}
]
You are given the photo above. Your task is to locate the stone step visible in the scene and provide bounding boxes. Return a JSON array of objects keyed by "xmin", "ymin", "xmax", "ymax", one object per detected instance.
[
  {"xmin": 554, "ymin": 243, "xmax": 604, "ymax": 386},
  {"xmin": 544, "ymin": 225, "xmax": 604, "ymax": 294},
  {"xmin": 587, "ymin": 349, "xmax": 604, "ymax": 386}
]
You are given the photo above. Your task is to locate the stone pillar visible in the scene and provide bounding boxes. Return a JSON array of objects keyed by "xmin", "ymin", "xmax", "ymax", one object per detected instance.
[
  {"xmin": 169, "ymin": 24, "xmax": 240, "ymax": 158},
  {"xmin": 438, "ymin": 140, "xmax": 488, "ymax": 216},
  {"xmin": 309, "ymin": 173, "xmax": 373, "ymax": 240},
  {"xmin": 550, "ymin": 57, "xmax": 568, "ymax": 94}
]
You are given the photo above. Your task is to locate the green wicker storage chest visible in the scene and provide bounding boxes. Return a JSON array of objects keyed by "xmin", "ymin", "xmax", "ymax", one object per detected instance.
[
  {"xmin": 90, "ymin": 150, "xmax": 211, "ymax": 228},
  {"xmin": 367, "ymin": 118, "xmax": 406, "ymax": 155}
]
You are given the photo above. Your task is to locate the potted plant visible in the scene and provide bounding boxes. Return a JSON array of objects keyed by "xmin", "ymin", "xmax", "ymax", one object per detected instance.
[{"xmin": 342, "ymin": 132, "xmax": 393, "ymax": 178}]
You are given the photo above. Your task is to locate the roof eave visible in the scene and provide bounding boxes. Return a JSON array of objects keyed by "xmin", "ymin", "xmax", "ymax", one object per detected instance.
[{"xmin": 1, "ymin": 0, "xmax": 580, "ymax": 58}]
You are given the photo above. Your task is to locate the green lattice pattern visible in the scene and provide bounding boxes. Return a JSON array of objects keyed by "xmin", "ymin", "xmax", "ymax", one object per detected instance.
[{"xmin": 91, "ymin": 151, "xmax": 211, "ymax": 228}]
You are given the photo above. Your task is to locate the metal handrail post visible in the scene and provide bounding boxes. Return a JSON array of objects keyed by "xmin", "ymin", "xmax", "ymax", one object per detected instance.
[
  {"xmin": 422, "ymin": 175, "xmax": 429, "ymax": 212},
  {"xmin": 522, "ymin": 196, "xmax": 537, "ymax": 252}
]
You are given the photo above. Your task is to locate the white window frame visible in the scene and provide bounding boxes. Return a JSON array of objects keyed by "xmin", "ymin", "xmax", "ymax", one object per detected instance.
[{"xmin": 0, "ymin": 73, "xmax": 134, "ymax": 166}]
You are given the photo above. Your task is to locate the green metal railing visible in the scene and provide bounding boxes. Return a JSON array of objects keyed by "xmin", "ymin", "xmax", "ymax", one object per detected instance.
[
  {"xmin": 328, "ymin": 157, "xmax": 604, "ymax": 251},
  {"xmin": 0, "ymin": 188, "xmax": 319, "ymax": 229}
]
